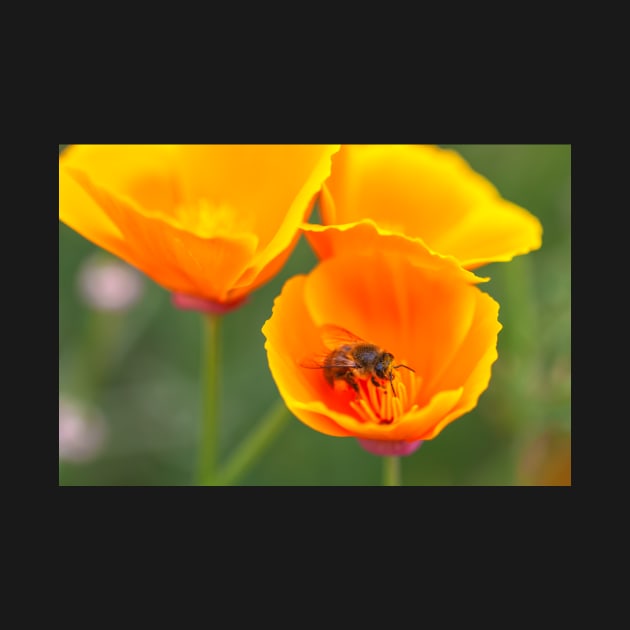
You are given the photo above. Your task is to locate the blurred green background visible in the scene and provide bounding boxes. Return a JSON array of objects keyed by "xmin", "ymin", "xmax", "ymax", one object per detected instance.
[{"xmin": 58, "ymin": 144, "xmax": 571, "ymax": 486}]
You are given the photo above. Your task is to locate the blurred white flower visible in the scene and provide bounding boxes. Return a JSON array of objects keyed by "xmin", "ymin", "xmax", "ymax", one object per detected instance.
[
  {"xmin": 59, "ymin": 397, "xmax": 108, "ymax": 462},
  {"xmin": 77, "ymin": 254, "xmax": 144, "ymax": 312}
]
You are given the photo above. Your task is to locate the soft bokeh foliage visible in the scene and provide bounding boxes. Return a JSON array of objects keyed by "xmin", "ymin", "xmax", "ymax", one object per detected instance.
[{"xmin": 59, "ymin": 144, "xmax": 571, "ymax": 485}]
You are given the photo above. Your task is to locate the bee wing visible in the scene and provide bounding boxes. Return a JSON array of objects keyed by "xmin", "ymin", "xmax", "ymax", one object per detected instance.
[
  {"xmin": 298, "ymin": 324, "xmax": 366, "ymax": 369},
  {"xmin": 298, "ymin": 356, "xmax": 329, "ymax": 369},
  {"xmin": 317, "ymin": 323, "xmax": 366, "ymax": 351},
  {"xmin": 298, "ymin": 353, "xmax": 359, "ymax": 369}
]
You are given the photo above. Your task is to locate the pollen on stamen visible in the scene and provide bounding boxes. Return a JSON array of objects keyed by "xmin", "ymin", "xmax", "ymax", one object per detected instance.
[{"xmin": 350, "ymin": 364, "xmax": 422, "ymax": 425}]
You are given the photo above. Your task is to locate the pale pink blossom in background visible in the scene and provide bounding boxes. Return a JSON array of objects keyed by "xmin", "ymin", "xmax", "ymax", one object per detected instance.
[
  {"xmin": 77, "ymin": 254, "xmax": 144, "ymax": 312},
  {"xmin": 59, "ymin": 397, "xmax": 108, "ymax": 462}
]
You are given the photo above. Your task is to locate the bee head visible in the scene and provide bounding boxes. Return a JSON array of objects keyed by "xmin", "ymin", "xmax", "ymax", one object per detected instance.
[{"xmin": 375, "ymin": 352, "xmax": 395, "ymax": 379}]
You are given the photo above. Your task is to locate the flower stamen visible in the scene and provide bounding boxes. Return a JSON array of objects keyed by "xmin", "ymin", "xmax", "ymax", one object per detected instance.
[{"xmin": 350, "ymin": 365, "xmax": 421, "ymax": 425}]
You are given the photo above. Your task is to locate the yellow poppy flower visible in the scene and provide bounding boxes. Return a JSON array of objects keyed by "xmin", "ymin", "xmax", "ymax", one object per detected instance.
[
  {"xmin": 262, "ymin": 246, "xmax": 502, "ymax": 453},
  {"xmin": 59, "ymin": 144, "xmax": 340, "ymax": 311},
  {"xmin": 316, "ymin": 144, "xmax": 542, "ymax": 269}
]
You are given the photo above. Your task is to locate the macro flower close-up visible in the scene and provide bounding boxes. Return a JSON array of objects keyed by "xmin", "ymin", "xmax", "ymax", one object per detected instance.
[
  {"xmin": 59, "ymin": 144, "xmax": 570, "ymax": 486},
  {"xmin": 59, "ymin": 144, "xmax": 340, "ymax": 311},
  {"xmin": 316, "ymin": 144, "xmax": 543, "ymax": 269},
  {"xmin": 262, "ymin": 247, "xmax": 502, "ymax": 453}
]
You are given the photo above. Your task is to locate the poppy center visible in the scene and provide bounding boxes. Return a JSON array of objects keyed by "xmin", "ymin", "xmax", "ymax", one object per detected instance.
[
  {"xmin": 349, "ymin": 363, "xmax": 421, "ymax": 425},
  {"xmin": 175, "ymin": 199, "xmax": 252, "ymax": 237}
]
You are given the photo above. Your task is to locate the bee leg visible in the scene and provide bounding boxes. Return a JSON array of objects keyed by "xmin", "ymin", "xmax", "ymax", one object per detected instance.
[
  {"xmin": 370, "ymin": 376, "xmax": 383, "ymax": 387},
  {"xmin": 345, "ymin": 373, "xmax": 360, "ymax": 395},
  {"xmin": 389, "ymin": 376, "xmax": 397, "ymax": 397},
  {"xmin": 371, "ymin": 376, "xmax": 391, "ymax": 395}
]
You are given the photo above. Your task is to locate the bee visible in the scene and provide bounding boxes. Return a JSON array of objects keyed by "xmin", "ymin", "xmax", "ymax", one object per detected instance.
[{"xmin": 300, "ymin": 324, "xmax": 415, "ymax": 397}]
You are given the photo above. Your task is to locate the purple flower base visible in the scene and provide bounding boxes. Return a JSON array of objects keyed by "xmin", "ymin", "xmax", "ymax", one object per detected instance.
[
  {"xmin": 171, "ymin": 292, "xmax": 248, "ymax": 315},
  {"xmin": 357, "ymin": 438, "xmax": 424, "ymax": 457}
]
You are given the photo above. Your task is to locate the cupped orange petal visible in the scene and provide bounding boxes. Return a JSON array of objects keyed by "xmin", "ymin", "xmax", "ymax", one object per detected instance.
[
  {"xmin": 61, "ymin": 166, "xmax": 257, "ymax": 303},
  {"xmin": 262, "ymin": 249, "xmax": 502, "ymax": 443},
  {"xmin": 263, "ymin": 274, "xmax": 355, "ymax": 437},
  {"xmin": 319, "ymin": 144, "xmax": 542, "ymax": 269},
  {"xmin": 60, "ymin": 144, "xmax": 340, "ymax": 306}
]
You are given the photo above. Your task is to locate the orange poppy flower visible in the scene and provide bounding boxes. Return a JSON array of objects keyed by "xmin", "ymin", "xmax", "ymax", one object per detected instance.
[
  {"xmin": 315, "ymin": 144, "xmax": 542, "ymax": 269},
  {"xmin": 262, "ymin": 245, "xmax": 502, "ymax": 454},
  {"xmin": 59, "ymin": 144, "xmax": 340, "ymax": 312}
]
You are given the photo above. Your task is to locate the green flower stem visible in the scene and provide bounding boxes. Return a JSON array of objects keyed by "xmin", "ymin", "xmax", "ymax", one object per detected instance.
[
  {"xmin": 383, "ymin": 455, "xmax": 401, "ymax": 486},
  {"xmin": 216, "ymin": 398, "xmax": 290, "ymax": 486},
  {"xmin": 198, "ymin": 314, "xmax": 222, "ymax": 486}
]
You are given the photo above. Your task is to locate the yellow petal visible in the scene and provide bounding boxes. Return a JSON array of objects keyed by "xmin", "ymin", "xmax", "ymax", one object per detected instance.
[
  {"xmin": 60, "ymin": 145, "xmax": 180, "ymax": 215},
  {"xmin": 59, "ymin": 166, "xmax": 131, "ymax": 261},
  {"xmin": 320, "ymin": 144, "xmax": 542, "ymax": 268},
  {"xmin": 174, "ymin": 144, "xmax": 340, "ymax": 248}
]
